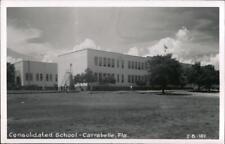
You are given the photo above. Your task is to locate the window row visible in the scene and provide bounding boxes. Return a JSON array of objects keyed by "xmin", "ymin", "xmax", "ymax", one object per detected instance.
[
  {"xmin": 128, "ymin": 61, "xmax": 147, "ymax": 70},
  {"xmin": 94, "ymin": 56, "xmax": 125, "ymax": 68},
  {"xmin": 25, "ymin": 73, "xmax": 57, "ymax": 82},
  {"xmin": 93, "ymin": 72, "xmax": 147, "ymax": 84},
  {"xmin": 94, "ymin": 72, "xmax": 124, "ymax": 83},
  {"xmin": 94, "ymin": 56, "xmax": 147, "ymax": 70},
  {"xmin": 128, "ymin": 75, "xmax": 148, "ymax": 83}
]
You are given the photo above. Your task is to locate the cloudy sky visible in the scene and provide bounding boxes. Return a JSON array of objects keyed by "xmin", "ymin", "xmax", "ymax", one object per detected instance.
[{"xmin": 7, "ymin": 7, "xmax": 219, "ymax": 69}]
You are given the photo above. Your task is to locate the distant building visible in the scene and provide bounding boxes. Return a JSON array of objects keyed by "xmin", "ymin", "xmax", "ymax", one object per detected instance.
[
  {"xmin": 57, "ymin": 48, "xmax": 149, "ymax": 87},
  {"xmin": 14, "ymin": 60, "xmax": 58, "ymax": 88}
]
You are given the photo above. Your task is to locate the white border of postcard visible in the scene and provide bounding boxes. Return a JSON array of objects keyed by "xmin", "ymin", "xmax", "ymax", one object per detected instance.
[{"xmin": 1, "ymin": 0, "xmax": 225, "ymax": 143}]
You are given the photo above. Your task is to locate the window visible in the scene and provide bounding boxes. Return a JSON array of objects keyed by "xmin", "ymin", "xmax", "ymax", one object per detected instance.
[
  {"xmin": 55, "ymin": 74, "xmax": 58, "ymax": 82},
  {"xmin": 94, "ymin": 73, "xmax": 98, "ymax": 82},
  {"xmin": 99, "ymin": 57, "xmax": 102, "ymax": 66},
  {"xmin": 50, "ymin": 74, "xmax": 52, "ymax": 81},
  {"xmin": 46, "ymin": 74, "xmax": 49, "ymax": 81},
  {"xmin": 135, "ymin": 75, "xmax": 138, "ymax": 82},
  {"xmin": 121, "ymin": 60, "xmax": 124, "ymax": 68},
  {"xmin": 135, "ymin": 61, "xmax": 137, "ymax": 69},
  {"xmin": 145, "ymin": 62, "xmax": 148, "ymax": 69},
  {"xmin": 138, "ymin": 75, "xmax": 141, "ymax": 81},
  {"xmin": 36, "ymin": 73, "xmax": 39, "ymax": 81},
  {"xmin": 26, "ymin": 73, "xmax": 33, "ymax": 81},
  {"xmin": 117, "ymin": 74, "xmax": 120, "ymax": 83},
  {"xmin": 40, "ymin": 73, "xmax": 43, "ymax": 81},
  {"xmin": 94, "ymin": 56, "xmax": 98, "ymax": 66},
  {"xmin": 107, "ymin": 58, "xmax": 111, "ymax": 67},
  {"xmin": 141, "ymin": 62, "xmax": 144, "ymax": 70},
  {"xmin": 117, "ymin": 59, "xmax": 119, "ymax": 68},
  {"xmin": 132, "ymin": 61, "xmax": 134, "ymax": 69},
  {"xmin": 145, "ymin": 75, "xmax": 148, "ymax": 82},
  {"xmin": 25, "ymin": 73, "xmax": 29, "ymax": 81},
  {"xmin": 142, "ymin": 76, "xmax": 144, "ymax": 81},
  {"xmin": 121, "ymin": 74, "xmax": 124, "ymax": 83},
  {"xmin": 103, "ymin": 57, "xmax": 106, "ymax": 67},
  {"xmin": 128, "ymin": 61, "xmax": 131, "ymax": 69},
  {"xmin": 128, "ymin": 75, "xmax": 131, "ymax": 83},
  {"xmin": 132, "ymin": 75, "xmax": 134, "ymax": 83},
  {"xmin": 138, "ymin": 62, "xmax": 140, "ymax": 70},
  {"xmin": 112, "ymin": 59, "xmax": 115, "ymax": 67},
  {"xmin": 99, "ymin": 73, "xmax": 102, "ymax": 82}
]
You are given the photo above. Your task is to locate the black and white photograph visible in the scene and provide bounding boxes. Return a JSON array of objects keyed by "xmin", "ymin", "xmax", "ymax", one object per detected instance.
[{"xmin": 1, "ymin": 0, "xmax": 224, "ymax": 143}]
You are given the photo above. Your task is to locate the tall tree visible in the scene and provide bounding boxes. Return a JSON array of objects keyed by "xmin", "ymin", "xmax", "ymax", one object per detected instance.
[
  {"xmin": 147, "ymin": 54, "xmax": 182, "ymax": 94},
  {"xmin": 187, "ymin": 62, "xmax": 203, "ymax": 90},
  {"xmin": 200, "ymin": 65, "xmax": 218, "ymax": 92},
  {"xmin": 7, "ymin": 62, "xmax": 16, "ymax": 90},
  {"xmin": 74, "ymin": 74, "xmax": 84, "ymax": 84},
  {"xmin": 15, "ymin": 76, "xmax": 22, "ymax": 89},
  {"xmin": 187, "ymin": 63, "xmax": 219, "ymax": 92},
  {"xmin": 102, "ymin": 75, "xmax": 116, "ymax": 84},
  {"xmin": 84, "ymin": 68, "xmax": 97, "ymax": 90}
]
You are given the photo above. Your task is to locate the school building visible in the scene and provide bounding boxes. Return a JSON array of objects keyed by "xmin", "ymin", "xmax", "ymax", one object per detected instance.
[
  {"xmin": 57, "ymin": 48, "xmax": 149, "ymax": 87},
  {"xmin": 13, "ymin": 60, "xmax": 58, "ymax": 88}
]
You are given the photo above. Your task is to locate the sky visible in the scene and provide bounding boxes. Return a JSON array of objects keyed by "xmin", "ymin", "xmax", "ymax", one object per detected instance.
[{"xmin": 7, "ymin": 7, "xmax": 219, "ymax": 69}]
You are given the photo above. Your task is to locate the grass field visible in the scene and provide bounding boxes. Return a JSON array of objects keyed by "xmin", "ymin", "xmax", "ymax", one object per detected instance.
[{"xmin": 7, "ymin": 90, "xmax": 219, "ymax": 139}]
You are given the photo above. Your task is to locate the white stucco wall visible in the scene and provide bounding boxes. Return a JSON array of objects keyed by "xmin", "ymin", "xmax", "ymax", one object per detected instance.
[
  {"xmin": 14, "ymin": 60, "xmax": 57, "ymax": 87},
  {"xmin": 87, "ymin": 49, "xmax": 148, "ymax": 86},
  {"xmin": 57, "ymin": 48, "xmax": 149, "ymax": 87},
  {"xmin": 57, "ymin": 49, "xmax": 88, "ymax": 87},
  {"xmin": 14, "ymin": 61, "xmax": 24, "ymax": 85}
]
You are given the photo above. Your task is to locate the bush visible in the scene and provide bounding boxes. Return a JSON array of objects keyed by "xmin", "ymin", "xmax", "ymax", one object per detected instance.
[
  {"xmin": 92, "ymin": 86, "xmax": 130, "ymax": 91},
  {"xmin": 21, "ymin": 85, "xmax": 42, "ymax": 90},
  {"xmin": 20, "ymin": 85, "xmax": 58, "ymax": 90},
  {"xmin": 135, "ymin": 80, "xmax": 147, "ymax": 86}
]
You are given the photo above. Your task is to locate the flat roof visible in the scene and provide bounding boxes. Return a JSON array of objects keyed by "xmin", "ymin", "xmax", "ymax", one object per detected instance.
[
  {"xmin": 13, "ymin": 60, "xmax": 57, "ymax": 65},
  {"xmin": 58, "ymin": 48, "xmax": 147, "ymax": 59}
]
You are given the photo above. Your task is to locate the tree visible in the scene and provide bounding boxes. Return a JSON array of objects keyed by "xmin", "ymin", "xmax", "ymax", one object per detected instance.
[
  {"xmin": 147, "ymin": 54, "xmax": 182, "ymax": 94},
  {"xmin": 187, "ymin": 63, "xmax": 219, "ymax": 92},
  {"xmin": 102, "ymin": 76, "xmax": 116, "ymax": 84},
  {"xmin": 84, "ymin": 68, "xmax": 96, "ymax": 83},
  {"xmin": 74, "ymin": 74, "xmax": 84, "ymax": 84},
  {"xmin": 69, "ymin": 73, "xmax": 74, "ymax": 90},
  {"xmin": 15, "ymin": 76, "xmax": 22, "ymax": 89},
  {"xmin": 7, "ymin": 62, "xmax": 16, "ymax": 90},
  {"xmin": 200, "ymin": 65, "xmax": 218, "ymax": 92},
  {"xmin": 187, "ymin": 62, "xmax": 203, "ymax": 90},
  {"xmin": 74, "ymin": 68, "xmax": 96, "ymax": 90},
  {"xmin": 135, "ymin": 80, "xmax": 146, "ymax": 86}
]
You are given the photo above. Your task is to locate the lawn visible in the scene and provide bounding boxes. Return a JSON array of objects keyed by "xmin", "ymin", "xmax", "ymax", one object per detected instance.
[{"xmin": 7, "ymin": 90, "xmax": 219, "ymax": 139}]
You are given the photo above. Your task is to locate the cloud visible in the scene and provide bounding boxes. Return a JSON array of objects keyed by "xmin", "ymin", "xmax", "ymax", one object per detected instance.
[
  {"xmin": 127, "ymin": 47, "xmax": 140, "ymax": 56},
  {"xmin": 175, "ymin": 26, "xmax": 192, "ymax": 41},
  {"xmin": 143, "ymin": 26, "xmax": 219, "ymax": 69},
  {"xmin": 143, "ymin": 37, "xmax": 179, "ymax": 57},
  {"xmin": 7, "ymin": 56, "xmax": 22, "ymax": 64},
  {"xmin": 7, "ymin": 25, "xmax": 59, "ymax": 63},
  {"xmin": 200, "ymin": 54, "xmax": 219, "ymax": 70},
  {"xmin": 144, "ymin": 26, "xmax": 191, "ymax": 58},
  {"xmin": 73, "ymin": 38, "xmax": 101, "ymax": 51},
  {"xmin": 7, "ymin": 25, "xmax": 41, "ymax": 47},
  {"xmin": 7, "ymin": 24, "xmax": 101, "ymax": 63}
]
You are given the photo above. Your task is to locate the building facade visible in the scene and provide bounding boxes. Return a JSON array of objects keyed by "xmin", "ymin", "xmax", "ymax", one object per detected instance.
[
  {"xmin": 14, "ymin": 60, "xmax": 58, "ymax": 88},
  {"xmin": 57, "ymin": 48, "xmax": 149, "ymax": 87}
]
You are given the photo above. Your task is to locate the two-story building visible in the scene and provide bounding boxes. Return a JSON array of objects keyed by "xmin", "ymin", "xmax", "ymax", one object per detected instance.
[{"xmin": 57, "ymin": 48, "xmax": 149, "ymax": 87}]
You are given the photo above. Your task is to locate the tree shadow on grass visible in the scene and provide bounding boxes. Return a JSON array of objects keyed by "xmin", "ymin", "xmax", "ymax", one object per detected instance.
[{"xmin": 157, "ymin": 92, "xmax": 192, "ymax": 96}]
